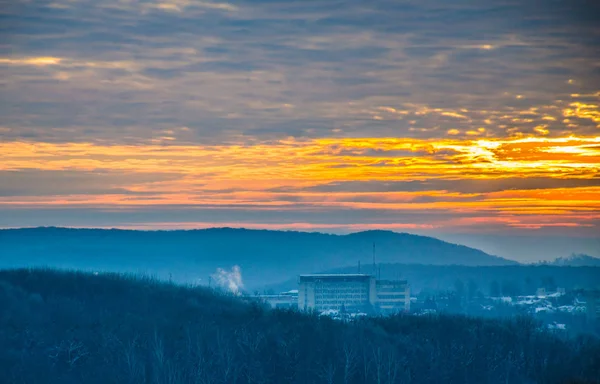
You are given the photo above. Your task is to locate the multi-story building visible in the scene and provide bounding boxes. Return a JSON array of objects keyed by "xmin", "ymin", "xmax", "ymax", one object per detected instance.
[
  {"xmin": 376, "ymin": 279, "xmax": 410, "ymax": 314},
  {"xmin": 298, "ymin": 274, "xmax": 376, "ymax": 312},
  {"xmin": 298, "ymin": 274, "xmax": 410, "ymax": 313}
]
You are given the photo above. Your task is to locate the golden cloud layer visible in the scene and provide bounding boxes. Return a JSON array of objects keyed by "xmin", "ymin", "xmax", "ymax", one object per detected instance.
[
  {"xmin": 2, "ymin": 135, "xmax": 598, "ymax": 176},
  {"xmin": 1, "ymin": 135, "xmax": 599, "ymax": 232}
]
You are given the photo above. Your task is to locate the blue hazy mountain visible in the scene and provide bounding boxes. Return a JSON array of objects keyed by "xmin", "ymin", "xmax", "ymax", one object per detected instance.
[
  {"xmin": 0, "ymin": 227, "xmax": 516, "ymax": 288},
  {"xmin": 550, "ymin": 253, "xmax": 600, "ymax": 267}
]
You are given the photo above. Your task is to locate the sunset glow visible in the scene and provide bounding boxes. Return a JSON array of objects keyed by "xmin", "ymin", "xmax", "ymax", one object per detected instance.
[
  {"xmin": 1, "ymin": 0, "xmax": 599, "ymax": 240},
  {"xmin": 1, "ymin": 135, "xmax": 599, "ymax": 233}
]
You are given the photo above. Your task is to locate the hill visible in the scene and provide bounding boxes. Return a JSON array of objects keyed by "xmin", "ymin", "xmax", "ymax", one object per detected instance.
[
  {"xmin": 551, "ymin": 254, "xmax": 600, "ymax": 267},
  {"xmin": 1, "ymin": 268, "xmax": 599, "ymax": 384},
  {"xmin": 265, "ymin": 263, "xmax": 600, "ymax": 295},
  {"xmin": 0, "ymin": 227, "xmax": 516, "ymax": 289}
]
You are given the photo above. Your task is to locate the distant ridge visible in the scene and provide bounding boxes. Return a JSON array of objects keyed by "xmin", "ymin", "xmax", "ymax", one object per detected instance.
[
  {"xmin": 0, "ymin": 227, "xmax": 517, "ymax": 288},
  {"xmin": 549, "ymin": 253, "xmax": 600, "ymax": 267}
]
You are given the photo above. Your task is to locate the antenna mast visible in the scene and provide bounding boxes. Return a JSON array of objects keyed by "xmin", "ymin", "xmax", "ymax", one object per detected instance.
[{"xmin": 372, "ymin": 242, "xmax": 376, "ymax": 277}]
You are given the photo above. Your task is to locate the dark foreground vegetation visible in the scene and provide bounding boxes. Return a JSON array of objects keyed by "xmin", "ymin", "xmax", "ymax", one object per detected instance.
[{"xmin": 1, "ymin": 269, "xmax": 599, "ymax": 384}]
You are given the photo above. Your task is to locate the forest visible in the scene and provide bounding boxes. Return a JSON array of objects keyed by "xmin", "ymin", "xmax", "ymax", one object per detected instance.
[{"xmin": 1, "ymin": 268, "xmax": 599, "ymax": 384}]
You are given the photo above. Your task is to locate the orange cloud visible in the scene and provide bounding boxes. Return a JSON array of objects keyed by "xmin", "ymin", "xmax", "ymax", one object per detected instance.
[
  {"xmin": 1, "ymin": 135, "xmax": 599, "ymax": 232},
  {"xmin": 0, "ymin": 57, "xmax": 62, "ymax": 66}
]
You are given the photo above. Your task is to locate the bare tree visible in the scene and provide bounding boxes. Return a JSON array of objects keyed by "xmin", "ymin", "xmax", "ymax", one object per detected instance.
[
  {"xmin": 317, "ymin": 360, "xmax": 337, "ymax": 384},
  {"xmin": 236, "ymin": 326, "xmax": 268, "ymax": 384},
  {"xmin": 215, "ymin": 329, "xmax": 239, "ymax": 384},
  {"xmin": 123, "ymin": 335, "xmax": 143, "ymax": 384},
  {"xmin": 151, "ymin": 331, "xmax": 167, "ymax": 384},
  {"xmin": 385, "ymin": 347, "xmax": 400, "ymax": 384},
  {"xmin": 341, "ymin": 337, "xmax": 358, "ymax": 384},
  {"xmin": 48, "ymin": 339, "xmax": 89, "ymax": 370},
  {"xmin": 371, "ymin": 345, "xmax": 383, "ymax": 384}
]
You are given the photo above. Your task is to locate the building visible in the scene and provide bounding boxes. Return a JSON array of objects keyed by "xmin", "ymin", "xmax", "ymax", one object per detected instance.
[
  {"xmin": 298, "ymin": 274, "xmax": 410, "ymax": 314},
  {"xmin": 376, "ymin": 279, "xmax": 410, "ymax": 314},
  {"xmin": 256, "ymin": 290, "xmax": 298, "ymax": 309},
  {"xmin": 585, "ymin": 290, "xmax": 600, "ymax": 320},
  {"xmin": 298, "ymin": 274, "xmax": 376, "ymax": 313},
  {"xmin": 536, "ymin": 287, "xmax": 547, "ymax": 297}
]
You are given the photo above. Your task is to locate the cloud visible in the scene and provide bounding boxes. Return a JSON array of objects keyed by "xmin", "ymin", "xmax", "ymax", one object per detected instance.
[
  {"xmin": 143, "ymin": 0, "xmax": 238, "ymax": 13},
  {"xmin": 0, "ymin": 170, "xmax": 183, "ymax": 197},
  {"xmin": 0, "ymin": 57, "xmax": 62, "ymax": 66},
  {"xmin": 1, "ymin": 0, "xmax": 599, "ymax": 143},
  {"xmin": 304, "ymin": 178, "xmax": 600, "ymax": 194},
  {"xmin": 1, "ymin": 0, "xmax": 599, "ymax": 238},
  {"xmin": 0, "ymin": 136, "xmax": 598, "ymax": 235}
]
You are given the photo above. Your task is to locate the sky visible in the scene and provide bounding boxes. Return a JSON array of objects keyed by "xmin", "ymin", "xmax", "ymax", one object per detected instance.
[{"xmin": 1, "ymin": 0, "xmax": 599, "ymax": 260}]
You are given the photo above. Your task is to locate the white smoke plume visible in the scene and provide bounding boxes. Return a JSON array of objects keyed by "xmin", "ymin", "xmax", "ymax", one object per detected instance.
[{"xmin": 211, "ymin": 265, "xmax": 244, "ymax": 295}]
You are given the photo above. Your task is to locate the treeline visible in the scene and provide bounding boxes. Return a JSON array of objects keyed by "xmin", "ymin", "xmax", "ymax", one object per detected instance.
[
  {"xmin": 312, "ymin": 263, "xmax": 600, "ymax": 296},
  {"xmin": 1, "ymin": 269, "xmax": 599, "ymax": 384}
]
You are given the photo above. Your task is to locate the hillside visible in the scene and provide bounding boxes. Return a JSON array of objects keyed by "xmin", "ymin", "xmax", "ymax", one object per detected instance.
[
  {"xmin": 0, "ymin": 227, "xmax": 516, "ymax": 289},
  {"xmin": 265, "ymin": 263, "xmax": 600, "ymax": 295},
  {"xmin": 551, "ymin": 254, "xmax": 600, "ymax": 267},
  {"xmin": 1, "ymin": 268, "xmax": 599, "ymax": 384}
]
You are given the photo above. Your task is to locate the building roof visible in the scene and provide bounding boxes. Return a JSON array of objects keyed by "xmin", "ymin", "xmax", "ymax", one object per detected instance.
[
  {"xmin": 299, "ymin": 274, "xmax": 374, "ymax": 281},
  {"xmin": 376, "ymin": 279, "xmax": 408, "ymax": 285},
  {"xmin": 300, "ymin": 274, "xmax": 373, "ymax": 278}
]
